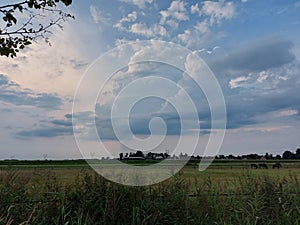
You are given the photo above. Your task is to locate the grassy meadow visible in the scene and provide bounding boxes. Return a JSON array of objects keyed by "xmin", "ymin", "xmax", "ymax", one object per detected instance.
[{"xmin": 0, "ymin": 159, "xmax": 300, "ymax": 225}]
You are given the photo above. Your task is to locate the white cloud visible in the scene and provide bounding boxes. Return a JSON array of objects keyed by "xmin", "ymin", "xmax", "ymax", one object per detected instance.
[
  {"xmin": 242, "ymin": 126, "xmax": 292, "ymax": 133},
  {"xmin": 275, "ymin": 109, "xmax": 298, "ymax": 117},
  {"xmin": 114, "ymin": 38, "xmax": 136, "ymax": 47},
  {"xmin": 177, "ymin": 29, "xmax": 192, "ymax": 44},
  {"xmin": 130, "ymin": 23, "xmax": 167, "ymax": 37},
  {"xmin": 178, "ymin": 1, "xmax": 235, "ymax": 48},
  {"xmin": 120, "ymin": 0, "xmax": 153, "ymax": 9},
  {"xmin": 200, "ymin": 0, "xmax": 235, "ymax": 24},
  {"xmin": 229, "ymin": 76, "xmax": 250, "ymax": 89},
  {"xmin": 114, "ymin": 11, "xmax": 167, "ymax": 38},
  {"xmin": 190, "ymin": 3, "xmax": 200, "ymax": 14},
  {"xmin": 194, "ymin": 20, "xmax": 210, "ymax": 33},
  {"xmin": 177, "ymin": 25, "xmax": 224, "ymax": 48},
  {"xmin": 241, "ymin": 0, "xmax": 248, "ymax": 3},
  {"xmin": 122, "ymin": 11, "xmax": 138, "ymax": 23},
  {"xmin": 0, "ymin": 21, "xmax": 88, "ymax": 98},
  {"xmin": 89, "ymin": 5, "xmax": 110, "ymax": 24},
  {"xmin": 178, "ymin": 29, "xmax": 207, "ymax": 48},
  {"xmin": 279, "ymin": 76, "xmax": 288, "ymax": 81},
  {"xmin": 197, "ymin": 46, "xmax": 220, "ymax": 55},
  {"xmin": 160, "ymin": 0, "xmax": 189, "ymax": 28},
  {"xmin": 178, "ymin": 21, "xmax": 212, "ymax": 46},
  {"xmin": 114, "ymin": 11, "xmax": 138, "ymax": 31},
  {"xmin": 257, "ymin": 71, "xmax": 268, "ymax": 83}
]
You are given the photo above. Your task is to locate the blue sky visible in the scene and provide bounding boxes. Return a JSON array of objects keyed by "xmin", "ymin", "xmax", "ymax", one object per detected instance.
[{"xmin": 0, "ymin": 0, "xmax": 300, "ymax": 159}]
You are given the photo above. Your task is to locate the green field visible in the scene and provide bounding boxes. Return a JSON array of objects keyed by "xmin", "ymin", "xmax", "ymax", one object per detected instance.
[{"xmin": 1, "ymin": 160, "xmax": 300, "ymax": 224}]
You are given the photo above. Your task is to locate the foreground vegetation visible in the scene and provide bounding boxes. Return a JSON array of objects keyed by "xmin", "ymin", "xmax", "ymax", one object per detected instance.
[{"xmin": 0, "ymin": 161, "xmax": 300, "ymax": 225}]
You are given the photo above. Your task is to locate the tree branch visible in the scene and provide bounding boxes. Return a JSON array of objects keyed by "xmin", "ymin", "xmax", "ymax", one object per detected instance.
[
  {"xmin": 0, "ymin": 0, "xmax": 73, "ymax": 58},
  {"xmin": 0, "ymin": 1, "xmax": 28, "ymax": 10}
]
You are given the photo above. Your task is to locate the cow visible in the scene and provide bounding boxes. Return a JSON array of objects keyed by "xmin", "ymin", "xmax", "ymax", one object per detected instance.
[
  {"xmin": 272, "ymin": 163, "xmax": 282, "ymax": 169},
  {"xmin": 259, "ymin": 163, "xmax": 268, "ymax": 169},
  {"xmin": 251, "ymin": 163, "xmax": 258, "ymax": 169}
]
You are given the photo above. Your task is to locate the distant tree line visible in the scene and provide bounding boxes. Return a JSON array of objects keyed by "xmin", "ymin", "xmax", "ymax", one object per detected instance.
[
  {"xmin": 119, "ymin": 147, "xmax": 300, "ymax": 161},
  {"xmin": 215, "ymin": 148, "xmax": 300, "ymax": 160},
  {"xmin": 119, "ymin": 151, "xmax": 170, "ymax": 160}
]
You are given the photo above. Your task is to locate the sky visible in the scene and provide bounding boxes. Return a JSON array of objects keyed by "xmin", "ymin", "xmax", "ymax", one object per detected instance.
[{"xmin": 0, "ymin": 0, "xmax": 300, "ymax": 159}]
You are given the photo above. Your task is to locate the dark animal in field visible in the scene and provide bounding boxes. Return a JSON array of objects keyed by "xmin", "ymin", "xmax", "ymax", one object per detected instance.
[
  {"xmin": 251, "ymin": 164, "xmax": 258, "ymax": 169},
  {"xmin": 272, "ymin": 163, "xmax": 282, "ymax": 169},
  {"xmin": 259, "ymin": 163, "xmax": 268, "ymax": 169}
]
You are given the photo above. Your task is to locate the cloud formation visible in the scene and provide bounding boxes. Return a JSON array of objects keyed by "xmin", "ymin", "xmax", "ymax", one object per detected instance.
[
  {"xmin": 200, "ymin": 0, "xmax": 235, "ymax": 24},
  {"xmin": 210, "ymin": 39, "xmax": 295, "ymax": 74},
  {"xmin": 178, "ymin": 1, "xmax": 235, "ymax": 48},
  {"xmin": 130, "ymin": 23, "xmax": 167, "ymax": 37},
  {"xmin": 223, "ymin": 59, "xmax": 300, "ymax": 129},
  {"xmin": 90, "ymin": 5, "xmax": 110, "ymax": 24},
  {"xmin": 16, "ymin": 115, "xmax": 73, "ymax": 138},
  {"xmin": 114, "ymin": 11, "xmax": 138, "ymax": 31},
  {"xmin": 119, "ymin": 0, "xmax": 153, "ymax": 9},
  {"xmin": 1, "ymin": 0, "xmax": 300, "ymax": 158},
  {"xmin": 160, "ymin": 0, "xmax": 189, "ymax": 28},
  {"xmin": 0, "ymin": 74, "xmax": 63, "ymax": 110}
]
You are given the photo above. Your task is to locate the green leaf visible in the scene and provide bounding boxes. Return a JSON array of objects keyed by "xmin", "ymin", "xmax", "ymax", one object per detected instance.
[
  {"xmin": 12, "ymin": 16, "xmax": 17, "ymax": 24},
  {"xmin": 28, "ymin": 1, "xmax": 34, "ymax": 8},
  {"xmin": 18, "ymin": 5, "xmax": 23, "ymax": 12},
  {"xmin": 62, "ymin": 0, "xmax": 72, "ymax": 6}
]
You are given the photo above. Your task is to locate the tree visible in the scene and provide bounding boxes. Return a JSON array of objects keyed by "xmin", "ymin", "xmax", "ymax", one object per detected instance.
[
  {"xmin": 296, "ymin": 148, "xmax": 300, "ymax": 159},
  {"xmin": 0, "ymin": 0, "xmax": 74, "ymax": 58},
  {"xmin": 135, "ymin": 150, "xmax": 144, "ymax": 158},
  {"xmin": 163, "ymin": 152, "xmax": 170, "ymax": 159},
  {"xmin": 264, "ymin": 153, "xmax": 273, "ymax": 160},
  {"xmin": 282, "ymin": 150, "xmax": 295, "ymax": 160}
]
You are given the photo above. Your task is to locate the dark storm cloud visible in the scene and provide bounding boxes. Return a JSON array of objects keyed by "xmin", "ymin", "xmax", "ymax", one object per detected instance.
[
  {"xmin": 51, "ymin": 119, "xmax": 73, "ymax": 127},
  {"xmin": 128, "ymin": 113, "xmax": 182, "ymax": 136},
  {"xmin": 94, "ymin": 111, "xmax": 206, "ymax": 140},
  {"xmin": 95, "ymin": 64, "xmax": 299, "ymax": 140},
  {"xmin": 224, "ymin": 77, "xmax": 300, "ymax": 129},
  {"xmin": 96, "ymin": 114, "xmax": 179, "ymax": 140},
  {"xmin": 210, "ymin": 38, "xmax": 295, "ymax": 74},
  {"xmin": 96, "ymin": 118, "xmax": 118, "ymax": 140},
  {"xmin": 64, "ymin": 113, "xmax": 73, "ymax": 119},
  {"xmin": 0, "ymin": 74, "xmax": 63, "ymax": 109},
  {"xmin": 69, "ymin": 59, "xmax": 88, "ymax": 70},
  {"xmin": 16, "ymin": 114, "xmax": 74, "ymax": 139},
  {"xmin": 202, "ymin": 38, "xmax": 300, "ymax": 129},
  {"xmin": 94, "ymin": 101, "xmax": 186, "ymax": 140},
  {"xmin": 16, "ymin": 126, "xmax": 73, "ymax": 138}
]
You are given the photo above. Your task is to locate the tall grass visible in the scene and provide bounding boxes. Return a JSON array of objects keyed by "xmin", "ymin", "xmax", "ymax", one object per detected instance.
[{"xmin": 0, "ymin": 167, "xmax": 300, "ymax": 225}]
